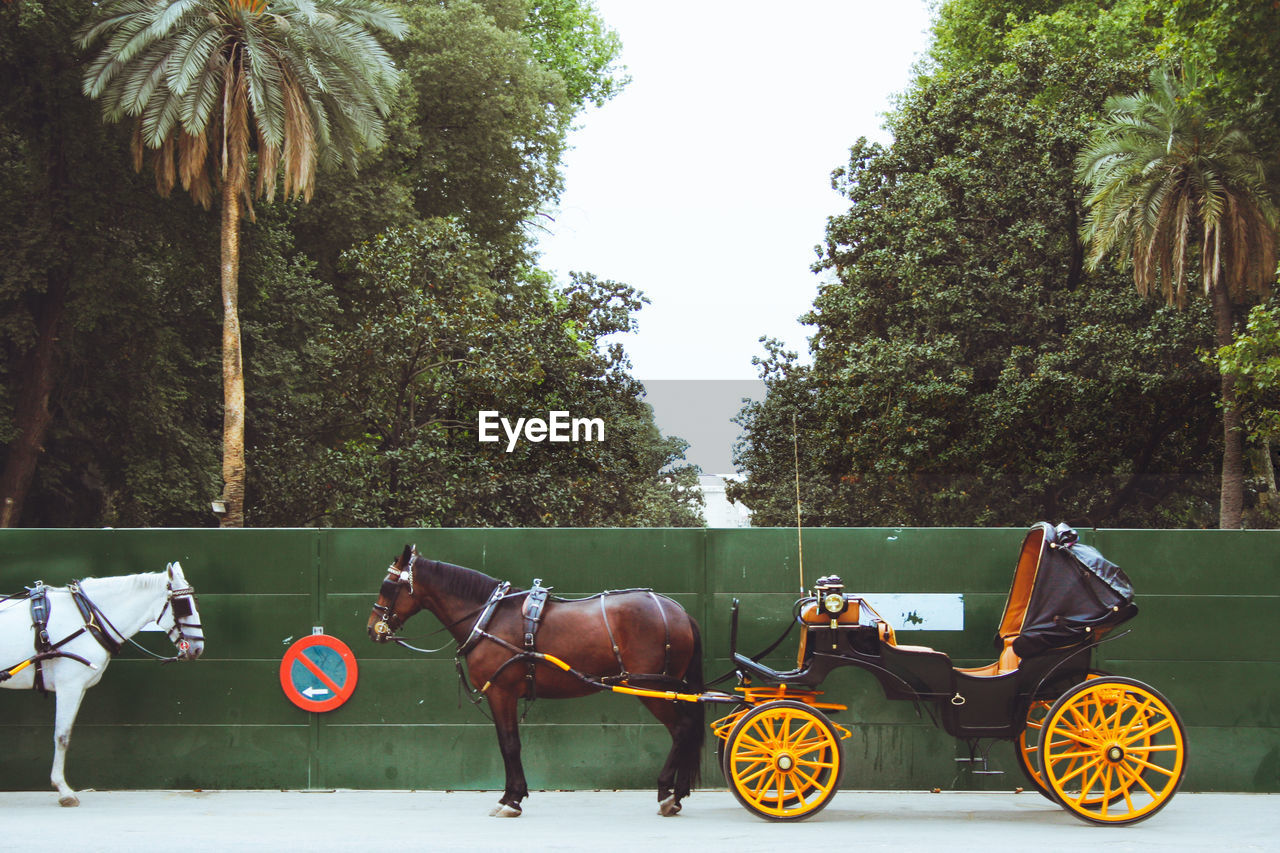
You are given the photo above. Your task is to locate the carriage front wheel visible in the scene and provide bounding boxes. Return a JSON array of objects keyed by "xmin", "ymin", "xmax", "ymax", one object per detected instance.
[
  {"xmin": 723, "ymin": 699, "xmax": 844, "ymax": 821},
  {"xmin": 1039, "ymin": 676, "xmax": 1187, "ymax": 825}
]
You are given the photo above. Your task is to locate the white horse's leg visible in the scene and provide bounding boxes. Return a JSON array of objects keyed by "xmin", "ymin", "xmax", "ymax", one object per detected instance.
[{"xmin": 51, "ymin": 683, "xmax": 88, "ymax": 807}]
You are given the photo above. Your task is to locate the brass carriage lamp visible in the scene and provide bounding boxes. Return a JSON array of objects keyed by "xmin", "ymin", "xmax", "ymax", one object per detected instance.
[{"xmin": 815, "ymin": 575, "xmax": 848, "ymax": 627}]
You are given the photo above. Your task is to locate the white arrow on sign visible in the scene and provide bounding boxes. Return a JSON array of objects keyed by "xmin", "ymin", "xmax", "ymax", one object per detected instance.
[{"xmin": 302, "ymin": 686, "xmax": 331, "ymax": 698}]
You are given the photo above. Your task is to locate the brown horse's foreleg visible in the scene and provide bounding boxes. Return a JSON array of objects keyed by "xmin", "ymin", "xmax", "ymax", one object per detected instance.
[{"xmin": 487, "ymin": 690, "xmax": 529, "ymax": 817}]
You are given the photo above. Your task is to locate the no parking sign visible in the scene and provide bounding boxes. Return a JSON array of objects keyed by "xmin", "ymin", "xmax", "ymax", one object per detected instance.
[{"xmin": 280, "ymin": 633, "xmax": 359, "ymax": 712}]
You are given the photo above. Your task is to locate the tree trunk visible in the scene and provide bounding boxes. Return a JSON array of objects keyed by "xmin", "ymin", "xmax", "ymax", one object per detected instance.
[
  {"xmin": 219, "ymin": 178, "xmax": 247, "ymax": 528},
  {"xmin": 1213, "ymin": 285, "xmax": 1244, "ymax": 528},
  {"xmin": 1263, "ymin": 438, "xmax": 1277, "ymax": 494},
  {"xmin": 0, "ymin": 277, "xmax": 66, "ymax": 527},
  {"xmin": 0, "ymin": 116, "xmax": 72, "ymax": 528}
]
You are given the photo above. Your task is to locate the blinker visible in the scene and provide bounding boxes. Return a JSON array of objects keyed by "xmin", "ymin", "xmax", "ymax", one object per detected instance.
[
  {"xmin": 172, "ymin": 597, "xmax": 194, "ymax": 619},
  {"xmin": 379, "ymin": 579, "xmax": 400, "ymax": 601}
]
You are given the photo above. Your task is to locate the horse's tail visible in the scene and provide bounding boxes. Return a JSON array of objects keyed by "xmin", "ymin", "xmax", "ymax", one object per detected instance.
[{"xmin": 679, "ymin": 615, "xmax": 706, "ymax": 790}]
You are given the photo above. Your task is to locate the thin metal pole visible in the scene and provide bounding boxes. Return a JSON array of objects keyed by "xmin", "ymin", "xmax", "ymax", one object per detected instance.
[{"xmin": 793, "ymin": 413, "xmax": 804, "ymax": 593}]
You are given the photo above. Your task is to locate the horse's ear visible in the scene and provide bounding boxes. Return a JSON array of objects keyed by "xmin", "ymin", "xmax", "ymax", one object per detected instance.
[{"xmin": 399, "ymin": 544, "xmax": 414, "ymax": 568}]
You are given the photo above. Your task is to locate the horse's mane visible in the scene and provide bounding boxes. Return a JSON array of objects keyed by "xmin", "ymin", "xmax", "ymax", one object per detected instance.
[
  {"xmin": 413, "ymin": 556, "xmax": 507, "ymax": 603},
  {"xmin": 76, "ymin": 572, "xmax": 169, "ymax": 599}
]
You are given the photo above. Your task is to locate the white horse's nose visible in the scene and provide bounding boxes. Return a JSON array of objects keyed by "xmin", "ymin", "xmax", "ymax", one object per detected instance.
[{"xmin": 178, "ymin": 638, "xmax": 205, "ymax": 660}]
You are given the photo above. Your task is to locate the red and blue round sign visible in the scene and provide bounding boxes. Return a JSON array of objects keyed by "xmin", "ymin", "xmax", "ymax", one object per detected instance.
[{"xmin": 279, "ymin": 634, "xmax": 359, "ymax": 712}]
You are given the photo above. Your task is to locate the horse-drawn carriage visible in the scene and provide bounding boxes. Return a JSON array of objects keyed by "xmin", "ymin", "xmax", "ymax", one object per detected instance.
[
  {"xmin": 713, "ymin": 522, "xmax": 1186, "ymax": 824},
  {"xmin": 368, "ymin": 522, "xmax": 1186, "ymax": 825}
]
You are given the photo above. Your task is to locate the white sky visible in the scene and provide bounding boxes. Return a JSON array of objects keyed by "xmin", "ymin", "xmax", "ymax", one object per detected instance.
[{"xmin": 536, "ymin": 1, "xmax": 935, "ymax": 380}]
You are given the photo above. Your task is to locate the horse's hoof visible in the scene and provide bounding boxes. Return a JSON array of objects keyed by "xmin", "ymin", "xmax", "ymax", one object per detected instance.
[
  {"xmin": 489, "ymin": 803, "xmax": 522, "ymax": 818},
  {"xmin": 58, "ymin": 795, "xmax": 79, "ymax": 808},
  {"xmin": 658, "ymin": 795, "xmax": 681, "ymax": 816}
]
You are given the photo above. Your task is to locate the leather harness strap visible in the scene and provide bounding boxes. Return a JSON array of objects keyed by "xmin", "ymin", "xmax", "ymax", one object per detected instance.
[
  {"xmin": 520, "ymin": 580, "xmax": 551, "ymax": 700},
  {"xmin": 29, "ymin": 582, "xmax": 52, "ymax": 692},
  {"xmin": 648, "ymin": 591, "xmax": 672, "ymax": 677},
  {"xmin": 598, "ymin": 590, "xmax": 673, "ymax": 684},
  {"xmin": 0, "ymin": 582, "xmax": 109, "ymax": 693},
  {"xmin": 522, "ymin": 580, "xmax": 549, "ymax": 650},
  {"xmin": 69, "ymin": 582, "xmax": 123, "ymax": 656},
  {"xmin": 457, "ymin": 581, "xmax": 511, "ymax": 657}
]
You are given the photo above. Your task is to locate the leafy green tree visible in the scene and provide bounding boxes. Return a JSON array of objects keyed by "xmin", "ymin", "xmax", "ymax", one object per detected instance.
[
  {"xmin": 522, "ymin": 0, "xmax": 628, "ymax": 109},
  {"xmin": 252, "ymin": 219, "xmax": 702, "ymax": 527},
  {"xmin": 928, "ymin": 0, "xmax": 1158, "ymax": 78},
  {"xmin": 0, "ymin": 0, "xmax": 106, "ymax": 526},
  {"xmin": 1156, "ymin": 0, "xmax": 1280, "ymax": 157},
  {"xmin": 1077, "ymin": 65, "xmax": 1278, "ymax": 527},
  {"xmin": 78, "ymin": 0, "xmax": 406, "ymax": 527},
  {"xmin": 0, "ymin": 0, "xmax": 228, "ymax": 526},
  {"xmin": 732, "ymin": 45, "xmax": 1220, "ymax": 528},
  {"xmin": 292, "ymin": 0, "xmax": 627, "ymax": 285},
  {"xmin": 1216, "ymin": 299, "xmax": 1280, "ymax": 519}
]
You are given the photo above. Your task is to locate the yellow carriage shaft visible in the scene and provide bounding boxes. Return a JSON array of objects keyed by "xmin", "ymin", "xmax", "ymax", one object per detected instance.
[{"xmin": 480, "ymin": 651, "xmax": 737, "ymax": 704}]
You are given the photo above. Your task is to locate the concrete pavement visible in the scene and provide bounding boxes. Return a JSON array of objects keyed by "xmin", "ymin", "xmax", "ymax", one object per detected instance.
[{"xmin": 0, "ymin": 789, "xmax": 1274, "ymax": 852}]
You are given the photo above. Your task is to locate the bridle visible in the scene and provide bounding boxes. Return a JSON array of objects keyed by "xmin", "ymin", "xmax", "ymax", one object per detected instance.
[
  {"xmin": 155, "ymin": 567, "xmax": 203, "ymax": 660},
  {"xmin": 69, "ymin": 564, "xmax": 204, "ymax": 664},
  {"xmin": 369, "ymin": 550, "xmax": 513, "ymax": 654},
  {"xmin": 370, "ymin": 556, "xmax": 415, "ymax": 641}
]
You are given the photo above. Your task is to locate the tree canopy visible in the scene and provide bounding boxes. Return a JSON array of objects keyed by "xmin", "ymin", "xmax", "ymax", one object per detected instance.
[
  {"xmin": 1, "ymin": 0, "xmax": 700, "ymax": 528},
  {"xmin": 730, "ymin": 10, "xmax": 1256, "ymax": 528},
  {"xmin": 6, "ymin": 0, "xmax": 1278, "ymax": 530}
]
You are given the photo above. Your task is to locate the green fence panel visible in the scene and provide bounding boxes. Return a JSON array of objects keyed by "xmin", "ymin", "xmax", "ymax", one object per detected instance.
[{"xmin": 1, "ymin": 527, "xmax": 1276, "ymax": 795}]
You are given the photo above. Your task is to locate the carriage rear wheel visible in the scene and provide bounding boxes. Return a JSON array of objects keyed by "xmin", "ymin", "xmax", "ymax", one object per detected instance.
[
  {"xmin": 723, "ymin": 700, "xmax": 844, "ymax": 821},
  {"xmin": 1039, "ymin": 676, "xmax": 1186, "ymax": 825},
  {"xmin": 1014, "ymin": 699, "xmax": 1056, "ymax": 801}
]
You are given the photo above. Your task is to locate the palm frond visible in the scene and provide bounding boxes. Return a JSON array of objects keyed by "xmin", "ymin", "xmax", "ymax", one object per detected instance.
[
  {"xmin": 82, "ymin": 0, "xmax": 404, "ymax": 207},
  {"xmin": 1077, "ymin": 63, "xmax": 1278, "ymax": 308}
]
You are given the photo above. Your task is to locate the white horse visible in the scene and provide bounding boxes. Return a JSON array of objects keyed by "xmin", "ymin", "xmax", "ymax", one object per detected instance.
[{"xmin": 0, "ymin": 562, "xmax": 204, "ymax": 806}]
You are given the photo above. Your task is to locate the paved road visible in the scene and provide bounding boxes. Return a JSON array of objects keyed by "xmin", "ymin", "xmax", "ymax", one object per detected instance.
[{"xmin": 0, "ymin": 789, "xmax": 1274, "ymax": 852}]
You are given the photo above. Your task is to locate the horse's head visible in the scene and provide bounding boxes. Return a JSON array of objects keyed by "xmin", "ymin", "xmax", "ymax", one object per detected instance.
[
  {"xmin": 368, "ymin": 544, "xmax": 424, "ymax": 643},
  {"xmin": 158, "ymin": 561, "xmax": 204, "ymax": 661}
]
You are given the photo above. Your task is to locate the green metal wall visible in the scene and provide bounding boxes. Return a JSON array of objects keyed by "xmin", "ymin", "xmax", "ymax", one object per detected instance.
[{"xmin": 0, "ymin": 528, "xmax": 1275, "ymax": 794}]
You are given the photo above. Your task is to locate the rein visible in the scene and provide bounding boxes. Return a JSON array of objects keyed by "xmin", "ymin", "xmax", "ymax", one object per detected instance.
[
  {"xmin": 68, "ymin": 580, "xmax": 201, "ymax": 664},
  {"xmin": 387, "ymin": 587, "xmax": 533, "ymax": 656}
]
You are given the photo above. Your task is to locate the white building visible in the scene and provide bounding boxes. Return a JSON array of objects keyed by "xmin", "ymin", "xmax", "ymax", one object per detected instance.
[{"xmin": 698, "ymin": 474, "xmax": 752, "ymax": 528}]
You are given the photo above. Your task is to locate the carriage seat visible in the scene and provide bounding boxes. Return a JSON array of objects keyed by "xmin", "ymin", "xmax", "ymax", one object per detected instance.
[
  {"xmin": 880, "ymin": 619, "xmax": 1020, "ymax": 676},
  {"xmin": 954, "ymin": 637, "xmax": 1021, "ymax": 677},
  {"xmin": 951, "ymin": 524, "xmax": 1052, "ymax": 677}
]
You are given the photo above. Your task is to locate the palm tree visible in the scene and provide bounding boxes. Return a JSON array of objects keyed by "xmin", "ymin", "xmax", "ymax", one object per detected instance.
[
  {"xmin": 79, "ymin": 0, "xmax": 405, "ymax": 527},
  {"xmin": 1077, "ymin": 65, "xmax": 1278, "ymax": 528}
]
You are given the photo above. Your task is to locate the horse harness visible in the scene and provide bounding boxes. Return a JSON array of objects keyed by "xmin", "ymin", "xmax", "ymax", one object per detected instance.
[
  {"xmin": 0, "ymin": 575, "xmax": 202, "ymax": 692},
  {"xmin": 1, "ymin": 581, "xmax": 112, "ymax": 692},
  {"xmin": 458, "ymin": 582, "xmax": 676, "ymax": 706},
  {"xmin": 374, "ymin": 550, "xmax": 682, "ymax": 713}
]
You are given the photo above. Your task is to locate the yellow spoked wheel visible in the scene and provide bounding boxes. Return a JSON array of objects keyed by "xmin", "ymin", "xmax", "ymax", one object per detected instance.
[
  {"xmin": 1014, "ymin": 699, "xmax": 1055, "ymax": 800},
  {"xmin": 724, "ymin": 700, "xmax": 844, "ymax": 821},
  {"xmin": 1039, "ymin": 676, "xmax": 1187, "ymax": 825},
  {"xmin": 1016, "ymin": 674, "xmax": 1108, "ymax": 801}
]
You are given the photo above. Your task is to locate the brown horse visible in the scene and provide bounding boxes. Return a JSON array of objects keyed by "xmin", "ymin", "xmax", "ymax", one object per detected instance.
[{"xmin": 366, "ymin": 545, "xmax": 705, "ymax": 817}]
